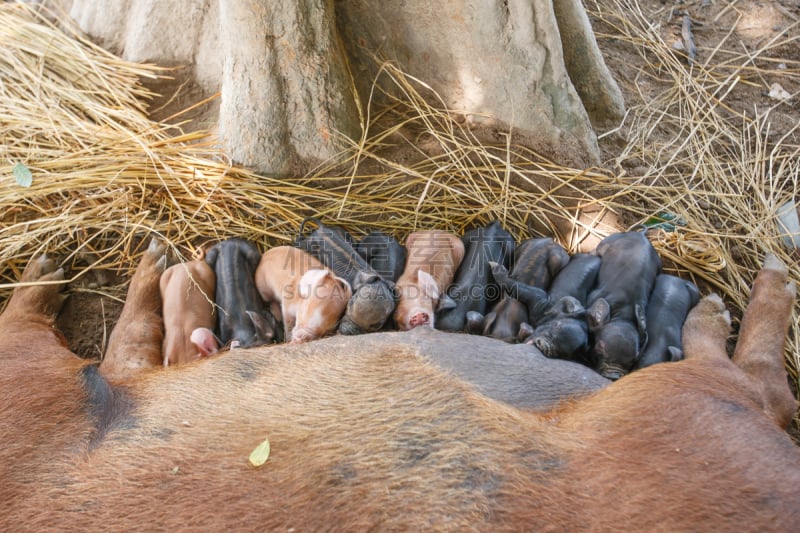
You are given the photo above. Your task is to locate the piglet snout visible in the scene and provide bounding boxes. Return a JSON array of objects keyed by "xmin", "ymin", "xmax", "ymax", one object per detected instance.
[
  {"xmin": 190, "ymin": 327, "xmax": 220, "ymax": 357},
  {"xmin": 600, "ymin": 368, "xmax": 625, "ymax": 381},
  {"xmin": 290, "ymin": 328, "xmax": 316, "ymax": 344},
  {"xmin": 532, "ymin": 337, "xmax": 552, "ymax": 357},
  {"xmin": 409, "ymin": 312, "xmax": 430, "ymax": 328}
]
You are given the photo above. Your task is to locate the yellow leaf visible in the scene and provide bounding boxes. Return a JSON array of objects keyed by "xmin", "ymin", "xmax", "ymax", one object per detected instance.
[{"xmin": 249, "ymin": 436, "xmax": 271, "ymax": 467}]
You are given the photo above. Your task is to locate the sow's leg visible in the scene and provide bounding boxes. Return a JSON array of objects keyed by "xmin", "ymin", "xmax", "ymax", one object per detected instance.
[
  {"xmin": 732, "ymin": 254, "xmax": 797, "ymax": 427},
  {"xmin": 100, "ymin": 239, "xmax": 168, "ymax": 381},
  {"xmin": 0, "ymin": 255, "xmax": 66, "ymax": 329},
  {"xmin": 682, "ymin": 254, "xmax": 797, "ymax": 428}
]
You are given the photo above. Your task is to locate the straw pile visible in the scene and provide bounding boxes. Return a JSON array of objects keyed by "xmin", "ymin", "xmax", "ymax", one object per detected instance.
[
  {"xmin": 586, "ymin": 0, "xmax": 800, "ymax": 381},
  {"xmin": 0, "ymin": 2, "xmax": 316, "ymax": 281},
  {"xmin": 0, "ymin": 2, "xmax": 798, "ymax": 403}
]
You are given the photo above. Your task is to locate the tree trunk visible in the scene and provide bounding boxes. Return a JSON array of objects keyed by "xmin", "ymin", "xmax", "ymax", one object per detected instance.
[
  {"xmin": 553, "ymin": 0, "xmax": 625, "ymax": 130},
  {"xmin": 217, "ymin": 0, "xmax": 361, "ymax": 173},
  {"xmin": 57, "ymin": 0, "xmax": 624, "ymax": 174}
]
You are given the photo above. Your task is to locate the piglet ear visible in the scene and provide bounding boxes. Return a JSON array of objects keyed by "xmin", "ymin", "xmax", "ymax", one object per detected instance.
[
  {"xmin": 204, "ymin": 245, "xmax": 219, "ymax": 267},
  {"xmin": 472, "ymin": 311, "xmax": 490, "ymax": 335},
  {"xmin": 557, "ymin": 296, "xmax": 584, "ymax": 316},
  {"xmin": 437, "ymin": 294, "xmax": 457, "ymax": 312},
  {"xmin": 333, "ymin": 274, "xmax": 353, "ymax": 300},
  {"xmin": 517, "ymin": 322, "xmax": 534, "ymax": 341},
  {"xmin": 635, "ymin": 303, "xmax": 647, "ymax": 338},
  {"xmin": 489, "ymin": 261, "xmax": 510, "ymax": 285},
  {"xmin": 685, "ymin": 280, "xmax": 701, "ymax": 307},
  {"xmin": 667, "ymin": 346, "xmax": 684, "ymax": 362},
  {"xmin": 191, "ymin": 327, "xmax": 219, "ymax": 357},
  {"xmin": 298, "ymin": 269, "xmax": 329, "ymax": 298},
  {"xmin": 246, "ymin": 310, "xmax": 276, "ymax": 343},
  {"xmin": 417, "ymin": 270, "xmax": 440, "ymax": 301},
  {"xmin": 547, "ymin": 248, "xmax": 570, "ymax": 278},
  {"xmin": 587, "ymin": 298, "xmax": 610, "ymax": 331},
  {"xmin": 353, "ymin": 270, "xmax": 379, "ymax": 290}
]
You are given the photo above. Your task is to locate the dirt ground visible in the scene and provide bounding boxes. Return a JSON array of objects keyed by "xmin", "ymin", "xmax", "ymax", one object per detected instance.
[{"xmin": 593, "ymin": 0, "xmax": 799, "ymax": 165}]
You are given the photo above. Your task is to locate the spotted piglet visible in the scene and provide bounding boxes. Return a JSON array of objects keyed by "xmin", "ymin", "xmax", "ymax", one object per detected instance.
[{"xmin": 255, "ymin": 246, "xmax": 351, "ymax": 343}]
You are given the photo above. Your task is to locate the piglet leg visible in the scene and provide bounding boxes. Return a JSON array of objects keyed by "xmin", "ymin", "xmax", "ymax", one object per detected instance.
[
  {"xmin": 100, "ymin": 238, "xmax": 168, "ymax": 382},
  {"xmin": 732, "ymin": 254, "xmax": 797, "ymax": 428},
  {"xmin": 489, "ymin": 262, "xmax": 551, "ymax": 323}
]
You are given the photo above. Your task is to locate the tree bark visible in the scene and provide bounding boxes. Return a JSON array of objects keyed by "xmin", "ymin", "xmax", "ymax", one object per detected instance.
[
  {"xmin": 553, "ymin": 0, "xmax": 625, "ymax": 130},
  {"xmin": 217, "ymin": 0, "xmax": 361, "ymax": 173}
]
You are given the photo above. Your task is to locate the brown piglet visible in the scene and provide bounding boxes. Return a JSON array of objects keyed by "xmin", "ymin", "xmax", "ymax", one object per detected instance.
[
  {"xmin": 255, "ymin": 246, "xmax": 351, "ymax": 343},
  {"xmin": 159, "ymin": 259, "xmax": 219, "ymax": 367},
  {"xmin": 394, "ymin": 230, "xmax": 465, "ymax": 330}
]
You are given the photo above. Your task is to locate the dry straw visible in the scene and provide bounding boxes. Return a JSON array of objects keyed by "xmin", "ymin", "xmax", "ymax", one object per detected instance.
[
  {"xmin": 588, "ymin": 0, "xmax": 800, "ymax": 382},
  {"xmin": 1, "ymin": 2, "xmax": 798, "ymax": 398}
]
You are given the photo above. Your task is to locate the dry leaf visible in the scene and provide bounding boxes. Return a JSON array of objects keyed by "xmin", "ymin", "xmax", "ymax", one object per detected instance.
[{"xmin": 249, "ymin": 436, "xmax": 271, "ymax": 467}]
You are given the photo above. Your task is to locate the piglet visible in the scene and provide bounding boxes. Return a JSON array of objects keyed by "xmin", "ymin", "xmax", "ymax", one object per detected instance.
[
  {"xmin": 522, "ymin": 253, "xmax": 602, "ymax": 361},
  {"xmin": 633, "ymin": 274, "xmax": 700, "ymax": 370},
  {"xmin": 355, "ymin": 231, "xmax": 407, "ymax": 283},
  {"xmin": 586, "ymin": 231, "xmax": 662, "ymax": 380},
  {"xmin": 436, "ymin": 221, "xmax": 515, "ymax": 332},
  {"xmin": 507, "ymin": 238, "xmax": 570, "ymax": 291},
  {"xmin": 524, "ymin": 297, "xmax": 590, "ymax": 362},
  {"xmin": 394, "ymin": 230, "xmax": 464, "ymax": 330},
  {"xmin": 475, "ymin": 296, "xmax": 533, "ymax": 343},
  {"xmin": 205, "ymin": 238, "xmax": 278, "ymax": 348},
  {"xmin": 492, "ymin": 256, "xmax": 589, "ymax": 360},
  {"xmin": 547, "ymin": 253, "xmax": 601, "ymax": 305},
  {"xmin": 255, "ymin": 246, "xmax": 352, "ymax": 343},
  {"xmin": 482, "ymin": 237, "xmax": 569, "ymax": 340},
  {"xmin": 297, "ymin": 217, "xmax": 397, "ymax": 335},
  {"xmin": 160, "ymin": 259, "xmax": 219, "ymax": 367}
]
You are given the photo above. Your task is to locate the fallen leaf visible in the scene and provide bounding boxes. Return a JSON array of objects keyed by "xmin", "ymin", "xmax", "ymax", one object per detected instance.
[
  {"xmin": 249, "ymin": 436, "xmax": 271, "ymax": 467},
  {"xmin": 12, "ymin": 163, "xmax": 32, "ymax": 187}
]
